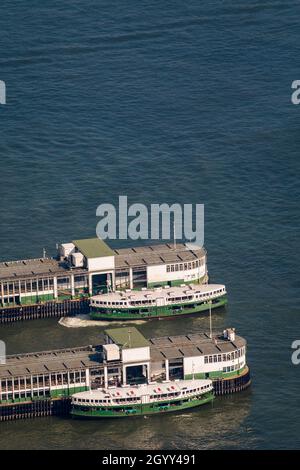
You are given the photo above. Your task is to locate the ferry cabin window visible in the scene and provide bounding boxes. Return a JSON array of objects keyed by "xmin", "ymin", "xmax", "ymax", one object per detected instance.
[{"xmin": 165, "ymin": 260, "xmax": 202, "ymax": 272}]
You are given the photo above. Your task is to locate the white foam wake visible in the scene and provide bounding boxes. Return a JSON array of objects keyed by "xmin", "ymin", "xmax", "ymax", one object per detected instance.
[{"xmin": 58, "ymin": 315, "xmax": 147, "ymax": 328}]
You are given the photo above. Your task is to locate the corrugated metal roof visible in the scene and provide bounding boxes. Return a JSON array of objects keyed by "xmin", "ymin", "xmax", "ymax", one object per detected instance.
[
  {"xmin": 114, "ymin": 243, "xmax": 205, "ymax": 269},
  {"xmin": 105, "ymin": 327, "xmax": 150, "ymax": 349},
  {"xmin": 168, "ymin": 335, "xmax": 192, "ymax": 345},
  {"xmin": 178, "ymin": 346, "xmax": 203, "ymax": 357},
  {"xmin": 160, "ymin": 347, "xmax": 184, "ymax": 359},
  {"xmin": 73, "ymin": 238, "xmax": 114, "ymax": 259}
]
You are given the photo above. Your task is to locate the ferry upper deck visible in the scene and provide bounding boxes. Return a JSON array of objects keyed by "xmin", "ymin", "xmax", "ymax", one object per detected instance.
[
  {"xmin": 91, "ymin": 283, "xmax": 226, "ymax": 308},
  {"xmin": 72, "ymin": 379, "xmax": 213, "ymax": 404}
]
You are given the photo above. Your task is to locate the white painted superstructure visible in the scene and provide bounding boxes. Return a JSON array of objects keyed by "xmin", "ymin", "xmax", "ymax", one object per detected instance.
[
  {"xmin": 90, "ymin": 283, "xmax": 226, "ymax": 309},
  {"xmin": 71, "ymin": 379, "xmax": 213, "ymax": 406}
]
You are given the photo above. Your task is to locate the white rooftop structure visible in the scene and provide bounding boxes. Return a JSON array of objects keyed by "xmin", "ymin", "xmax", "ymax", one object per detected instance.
[{"xmin": 103, "ymin": 343, "xmax": 120, "ymax": 362}]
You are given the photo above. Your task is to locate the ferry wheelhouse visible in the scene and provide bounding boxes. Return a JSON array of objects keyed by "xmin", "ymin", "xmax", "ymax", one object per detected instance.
[
  {"xmin": 70, "ymin": 379, "xmax": 214, "ymax": 418},
  {"xmin": 90, "ymin": 283, "xmax": 227, "ymax": 320}
]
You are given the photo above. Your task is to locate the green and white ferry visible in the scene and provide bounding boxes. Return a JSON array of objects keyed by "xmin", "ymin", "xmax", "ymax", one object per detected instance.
[
  {"xmin": 89, "ymin": 283, "xmax": 227, "ymax": 320},
  {"xmin": 71, "ymin": 379, "xmax": 214, "ymax": 418}
]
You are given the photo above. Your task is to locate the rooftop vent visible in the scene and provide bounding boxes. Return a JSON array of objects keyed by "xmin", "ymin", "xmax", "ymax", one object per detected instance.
[{"xmin": 223, "ymin": 328, "xmax": 236, "ymax": 342}]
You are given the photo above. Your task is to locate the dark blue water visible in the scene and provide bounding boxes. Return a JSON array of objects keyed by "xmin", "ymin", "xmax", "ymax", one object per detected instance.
[{"xmin": 0, "ymin": 0, "xmax": 300, "ymax": 449}]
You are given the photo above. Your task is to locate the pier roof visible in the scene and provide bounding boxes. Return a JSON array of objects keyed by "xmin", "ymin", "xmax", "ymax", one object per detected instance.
[
  {"xmin": 0, "ymin": 258, "xmax": 83, "ymax": 281},
  {"xmin": 0, "ymin": 329, "xmax": 246, "ymax": 380},
  {"xmin": 0, "ymin": 241, "xmax": 206, "ymax": 282},
  {"xmin": 0, "ymin": 346, "xmax": 103, "ymax": 379},
  {"xmin": 149, "ymin": 332, "xmax": 246, "ymax": 361},
  {"xmin": 114, "ymin": 243, "xmax": 205, "ymax": 269},
  {"xmin": 105, "ymin": 327, "xmax": 150, "ymax": 349},
  {"xmin": 73, "ymin": 238, "xmax": 114, "ymax": 259}
]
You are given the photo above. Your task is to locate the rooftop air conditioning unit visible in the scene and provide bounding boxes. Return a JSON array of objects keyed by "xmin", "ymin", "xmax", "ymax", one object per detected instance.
[
  {"xmin": 59, "ymin": 243, "xmax": 75, "ymax": 259},
  {"xmin": 71, "ymin": 252, "xmax": 84, "ymax": 268}
]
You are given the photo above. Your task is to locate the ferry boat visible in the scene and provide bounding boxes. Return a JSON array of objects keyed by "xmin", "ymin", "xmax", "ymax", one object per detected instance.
[
  {"xmin": 70, "ymin": 379, "xmax": 214, "ymax": 418},
  {"xmin": 89, "ymin": 283, "xmax": 227, "ymax": 320}
]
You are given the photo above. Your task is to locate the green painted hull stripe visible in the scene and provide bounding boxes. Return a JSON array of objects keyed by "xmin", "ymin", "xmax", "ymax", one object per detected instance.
[{"xmin": 184, "ymin": 365, "xmax": 247, "ymax": 380}]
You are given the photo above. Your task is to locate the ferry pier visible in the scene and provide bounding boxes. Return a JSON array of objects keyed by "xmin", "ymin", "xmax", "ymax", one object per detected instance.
[
  {"xmin": 0, "ymin": 327, "xmax": 251, "ymax": 421},
  {"xmin": 0, "ymin": 238, "xmax": 208, "ymax": 323}
]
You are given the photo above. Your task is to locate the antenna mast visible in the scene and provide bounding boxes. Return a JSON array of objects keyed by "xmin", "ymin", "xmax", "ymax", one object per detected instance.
[{"xmin": 128, "ymin": 329, "xmax": 131, "ymax": 348}]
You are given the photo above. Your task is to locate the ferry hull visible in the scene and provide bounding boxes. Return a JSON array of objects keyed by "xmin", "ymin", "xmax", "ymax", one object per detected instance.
[
  {"xmin": 89, "ymin": 296, "xmax": 227, "ymax": 321},
  {"xmin": 70, "ymin": 392, "xmax": 214, "ymax": 418}
]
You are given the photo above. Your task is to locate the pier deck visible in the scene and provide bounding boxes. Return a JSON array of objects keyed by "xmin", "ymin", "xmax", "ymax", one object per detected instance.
[{"xmin": 0, "ymin": 329, "xmax": 251, "ymax": 421}]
